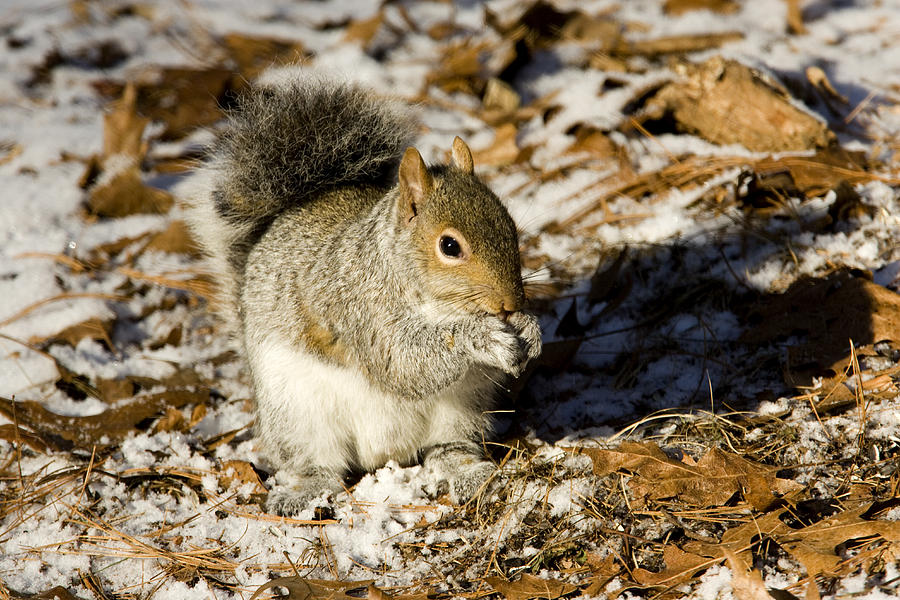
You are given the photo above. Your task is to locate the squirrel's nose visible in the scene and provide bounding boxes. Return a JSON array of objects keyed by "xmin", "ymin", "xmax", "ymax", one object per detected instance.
[{"xmin": 495, "ymin": 295, "xmax": 521, "ymax": 320}]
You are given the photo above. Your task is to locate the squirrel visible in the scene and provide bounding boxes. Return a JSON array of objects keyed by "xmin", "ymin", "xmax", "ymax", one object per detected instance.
[{"xmin": 184, "ymin": 77, "xmax": 542, "ymax": 515}]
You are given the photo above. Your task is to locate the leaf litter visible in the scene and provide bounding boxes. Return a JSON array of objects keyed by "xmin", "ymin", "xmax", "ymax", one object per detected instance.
[{"xmin": 1, "ymin": 0, "xmax": 900, "ymax": 599}]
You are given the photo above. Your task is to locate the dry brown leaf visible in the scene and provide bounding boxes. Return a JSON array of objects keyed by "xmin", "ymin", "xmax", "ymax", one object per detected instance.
[
  {"xmin": 643, "ymin": 56, "xmax": 832, "ymax": 151},
  {"xmin": 427, "ymin": 34, "xmax": 518, "ymax": 97},
  {"xmin": 687, "ymin": 504, "xmax": 900, "ymax": 580},
  {"xmin": 566, "ymin": 125, "xmax": 620, "ymax": 161},
  {"xmin": 632, "ymin": 545, "xmax": 712, "ymax": 586},
  {"xmin": 23, "ymin": 587, "xmax": 82, "ymax": 600},
  {"xmin": 148, "ymin": 324, "xmax": 183, "ymax": 350},
  {"xmin": 85, "ymin": 232, "xmax": 154, "ymax": 264},
  {"xmin": 809, "ymin": 346, "xmax": 900, "ymax": 414},
  {"xmin": 559, "ymin": 13, "xmax": 620, "ymax": 47},
  {"xmin": 485, "ymin": 573, "xmax": 578, "ymax": 600},
  {"xmin": 220, "ymin": 459, "xmax": 267, "ymax": 494},
  {"xmin": 95, "ymin": 377, "xmax": 137, "ymax": 403},
  {"xmin": 778, "ymin": 504, "xmax": 900, "ymax": 578},
  {"xmin": 0, "ymin": 423, "xmax": 52, "ymax": 453},
  {"xmin": 685, "ymin": 510, "xmax": 787, "ymax": 565},
  {"xmin": 143, "ymin": 220, "xmax": 200, "ymax": 255},
  {"xmin": 344, "ymin": 11, "xmax": 385, "ymax": 49},
  {"xmin": 584, "ymin": 441, "xmax": 799, "ymax": 509},
  {"xmin": 29, "ymin": 317, "xmax": 113, "ymax": 349},
  {"xmin": 723, "ymin": 549, "xmax": 775, "ymax": 600},
  {"xmin": 0, "ymin": 390, "xmax": 208, "ymax": 450},
  {"xmin": 806, "ymin": 580, "xmax": 822, "ymax": 600},
  {"xmin": 87, "ymin": 166, "xmax": 174, "ymax": 217},
  {"xmin": 189, "ymin": 403, "xmax": 207, "ymax": 428},
  {"xmin": 0, "ymin": 141, "xmax": 23, "ymax": 165},
  {"xmin": 587, "ymin": 249, "xmax": 632, "ymax": 311},
  {"xmin": 96, "ymin": 68, "xmax": 240, "ymax": 140},
  {"xmin": 483, "ymin": 77, "xmax": 521, "ymax": 115},
  {"xmin": 471, "ymin": 123, "xmax": 521, "ymax": 167},
  {"xmin": 141, "ymin": 68, "xmax": 238, "ymax": 140},
  {"xmin": 615, "ymin": 32, "xmax": 743, "ymax": 57},
  {"xmin": 581, "ymin": 553, "xmax": 621, "ymax": 596},
  {"xmin": 663, "ymin": 0, "xmax": 740, "ymax": 15},
  {"xmin": 530, "ymin": 338, "xmax": 583, "ymax": 372},
  {"xmin": 428, "ymin": 40, "xmax": 491, "ymax": 95},
  {"xmin": 785, "ymin": 0, "xmax": 806, "ymax": 34},
  {"xmin": 222, "ymin": 33, "xmax": 307, "ymax": 80},
  {"xmin": 102, "ymin": 82, "xmax": 148, "ymax": 161},
  {"xmin": 152, "ymin": 406, "xmax": 186, "ymax": 434},
  {"xmin": 249, "ymin": 577, "xmax": 376, "ymax": 600}
]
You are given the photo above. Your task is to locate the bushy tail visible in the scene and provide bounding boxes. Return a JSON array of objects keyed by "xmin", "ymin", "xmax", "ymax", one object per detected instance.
[
  {"xmin": 216, "ymin": 78, "xmax": 418, "ymax": 225},
  {"xmin": 182, "ymin": 77, "xmax": 418, "ymax": 329}
]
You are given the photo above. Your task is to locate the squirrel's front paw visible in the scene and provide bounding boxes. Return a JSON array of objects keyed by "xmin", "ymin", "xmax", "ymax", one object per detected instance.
[
  {"xmin": 508, "ymin": 311, "xmax": 542, "ymax": 365},
  {"xmin": 464, "ymin": 318, "xmax": 525, "ymax": 376}
]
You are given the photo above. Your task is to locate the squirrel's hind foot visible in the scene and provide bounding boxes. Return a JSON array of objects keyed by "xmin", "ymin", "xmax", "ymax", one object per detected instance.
[
  {"xmin": 422, "ymin": 442, "xmax": 499, "ymax": 504},
  {"xmin": 265, "ymin": 471, "xmax": 344, "ymax": 516}
]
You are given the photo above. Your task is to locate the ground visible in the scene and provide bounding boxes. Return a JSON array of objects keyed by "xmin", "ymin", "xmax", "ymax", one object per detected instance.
[{"xmin": 1, "ymin": 1, "xmax": 900, "ymax": 599}]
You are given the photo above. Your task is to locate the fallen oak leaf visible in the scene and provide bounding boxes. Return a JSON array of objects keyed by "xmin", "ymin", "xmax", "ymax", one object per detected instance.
[
  {"xmin": 785, "ymin": 0, "xmax": 806, "ymax": 34},
  {"xmin": 686, "ymin": 503, "xmax": 900, "ymax": 581},
  {"xmin": 8, "ymin": 586, "xmax": 85, "ymax": 600},
  {"xmin": 343, "ymin": 11, "xmax": 387, "ymax": 52},
  {"xmin": 565, "ymin": 125, "xmax": 621, "ymax": 162},
  {"xmin": 86, "ymin": 165, "xmax": 174, "ymax": 217},
  {"xmin": 221, "ymin": 32, "xmax": 307, "ymax": 80},
  {"xmin": 688, "ymin": 447, "xmax": 802, "ymax": 511},
  {"xmin": 249, "ymin": 578, "xmax": 376, "ymax": 600},
  {"xmin": 777, "ymin": 504, "xmax": 900, "ymax": 578},
  {"xmin": 151, "ymin": 406, "xmax": 186, "ymax": 434},
  {"xmin": 684, "ymin": 510, "xmax": 789, "ymax": 565},
  {"xmin": 470, "ymin": 123, "xmax": 522, "ymax": 167},
  {"xmin": 581, "ymin": 553, "xmax": 621, "ymax": 596},
  {"xmin": 723, "ymin": 548, "xmax": 776, "ymax": 600},
  {"xmin": 749, "ymin": 146, "xmax": 871, "ymax": 201},
  {"xmin": 141, "ymin": 220, "xmax": 200, "ymax": 256},
  {"xmin": 806, "ymin": 66, "xmax": 848, "ymax": 105},
  {"xmin": 583, "ymin": 441, "xmax": 799, "ymax": 509},
  {"xmin": 485, "ymin": 573, "xmax": 577, "ymax": 600},
  {"xmin": 220, "ymin": 459, "xmax": 267, "ymax": 494},
  {"xmin": 29, "ymin": 317, "xmax": 114, "ymax": 350},
  {"xmin": 0, "ymin": 423, "xmax": 53, "ymax": 453},
  {"xmin": 632, "ymin": 544, "xmax": 714, "ymax": 587},
  {"xmin": 102, "ymin": 82, "xmax": 148, "ymax": 161},
  {"xmin": 0, "ymin": 390, "xmax": 208, "ymax": 451}
]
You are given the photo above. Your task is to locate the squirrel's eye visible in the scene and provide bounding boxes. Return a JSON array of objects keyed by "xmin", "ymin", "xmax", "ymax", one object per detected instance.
[{"xmin": 439, "ymin": 235, "xmax": 462, "ymax": 258}]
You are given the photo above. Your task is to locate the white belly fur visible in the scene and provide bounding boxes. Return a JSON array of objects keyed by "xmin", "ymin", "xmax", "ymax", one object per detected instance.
[{"xmin": 248, "ymin": 334, "xmax": 493, "ymax": 474}]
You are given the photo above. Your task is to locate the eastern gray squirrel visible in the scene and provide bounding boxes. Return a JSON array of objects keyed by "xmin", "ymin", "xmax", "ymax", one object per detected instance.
[{"xmin": 184, "ymin": 77, "xmax": 541, "ymax": 515}]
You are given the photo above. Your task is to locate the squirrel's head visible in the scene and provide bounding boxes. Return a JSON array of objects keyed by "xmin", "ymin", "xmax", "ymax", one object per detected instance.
[{"xmin": 396, "ymin": 137, "xmax": 525, "ymax": 318}]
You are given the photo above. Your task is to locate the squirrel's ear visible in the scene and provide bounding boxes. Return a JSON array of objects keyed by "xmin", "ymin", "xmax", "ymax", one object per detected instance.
[
  {"xmin": 398, "ymin": 147, "xmax": 432, "ymax": 224},
  {"xmin": 451, "ymin": 136, "xmax": 474, "ymax": 174}
]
